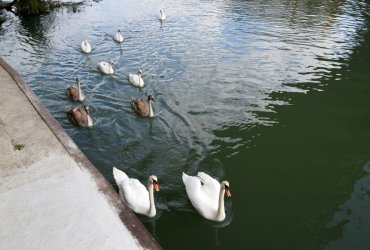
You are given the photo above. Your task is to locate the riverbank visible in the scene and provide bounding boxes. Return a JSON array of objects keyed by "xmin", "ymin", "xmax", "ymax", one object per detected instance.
[{"xmin": 0, "ymin": 57, "xmax": 161, "ymax": 249}]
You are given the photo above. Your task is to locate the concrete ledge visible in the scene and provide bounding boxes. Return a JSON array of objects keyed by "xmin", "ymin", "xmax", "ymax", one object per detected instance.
[{"xmin": 0, "ymin": 57, "xmax": 161, "ymax": 249}]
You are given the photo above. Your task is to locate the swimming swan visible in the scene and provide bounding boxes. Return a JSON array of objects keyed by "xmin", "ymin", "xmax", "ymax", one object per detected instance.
[
  {"xmin": 98, "ymin": 60, "xmax": 114, "ymax": 75},
  {"xmin": 114, "ymin": 29, "xmax": 124, "ymax": 43},
  {"xmin": 159, "ymin": 9, "xmax": 166, "ymax": 21},
  {"xmin": 128, "ymin": 69, "xmax": 144, "ymax": 87},
  {"xmin": 66, "ymin": 77, "xmax": 85, "ymax": 102},
  {"xmin": 131, "ymin": 95, "xmax": 155, "ymax": 117},
  {"xmin": 182, "ymin": 172, "xmax": 231, "ymax": 221},
  {"xmin": 113, "ymin": 167, "xmax": 159, "ymax": 217},
  {"xmin": 65, "ymin": 105, "xmax": 93, "ymax": 128},
  {"xmin": 80, "ymin": 40, "xmax": 91, "ymax": 53}
]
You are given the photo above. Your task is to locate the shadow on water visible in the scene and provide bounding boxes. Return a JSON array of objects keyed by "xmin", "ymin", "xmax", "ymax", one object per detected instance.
[{"xmin": 18, "ymin": 14, "xmax": 49, "ymax": 46}]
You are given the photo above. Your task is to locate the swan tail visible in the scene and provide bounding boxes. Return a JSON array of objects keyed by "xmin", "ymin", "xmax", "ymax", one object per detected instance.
[
  {"xmin": 130, "ymin": 97, "xmax": 139, "ymax": 105},
  {"xmin": 64, "ymin": 107, "xmax": 72, "ymax": 113},
  {"xmin": 182, "ymin": 172, "xmax": 189, "ymax": 183},
  {"xmin": 113, "ymin": 167, "xmax": 129, "ymax": 185}
]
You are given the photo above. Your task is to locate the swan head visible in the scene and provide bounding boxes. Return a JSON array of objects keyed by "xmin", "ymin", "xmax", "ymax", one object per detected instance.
[
  {"xmin": 108, "ymin": 60, "xmax": 114, "ymax": 65},
  {"xmin": 149, "ymin": 175, "xmax": 160, "ymax": 191},
  {"xmin": 147, "ymin": 95, "xmax": 155, "ymax": 102},
  {"xmin": 76, "ymin": 76, "xmax": 80, "ymax": 83},
  {"xmin": 138, "ymin": 69, "xmax": 143, "ymax": 75},
  {"xmin": 160, "ymin": 9, "xmax": 163, "ymax": 14},
  {"xmin": 221, "ymin": 181, "xmax": 231, "ymax": 197}
]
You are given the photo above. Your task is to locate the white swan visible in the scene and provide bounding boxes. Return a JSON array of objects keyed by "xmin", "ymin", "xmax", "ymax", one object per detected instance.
[
  {"xmin": 98, "ymin": 60, "xmax": 114, "ymax": 75},
  {"xmin": 182, "ymin": 172, "xmax": 231, "ymax": 221},
  {"xmin": 114, "ymin": 29, "xmax": 124, "ymax": 43},
  {"xmin": 113, "ymin": 167, "xmax": 159, "ymax": 217},
  {"xmin": 131, "ymin": 95, "xmax": 155, "ymax": 117},
  {"xmin": 128, "ymin": 69, "xmax": 144, "ymax": 87},
  {"xmin": 80, "ymin": 40, "xmax": 91, "ymax": 54},
  {"xmin": 66, "ymin": 77, "xmax": 85, "ymax": 102},
  {"xmin": 159, "ymin": 9, "xmax": 166, "ymax": 21}
]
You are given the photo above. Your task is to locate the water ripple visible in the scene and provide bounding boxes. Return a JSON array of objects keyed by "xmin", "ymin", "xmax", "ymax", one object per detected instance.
[{"xmin": 0, "ymin": 0, "xmax": 368, "ymax": 220}]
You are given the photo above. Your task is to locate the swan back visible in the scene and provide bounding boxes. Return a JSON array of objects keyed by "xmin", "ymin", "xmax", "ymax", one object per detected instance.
[
  {"xmin": 114, "ymin": 29, "xmax": 124, "ymax": 43},
  {"xmin": 98, "ymin": 60, "xmax": 114, "ymax": 75},
  {"xmin": 65, "ymin": 105, "xmax": 93, "ymax": 128},
  {"xmin": 81, "ymin": 40, "xmax": 91, "ymax": 53}
]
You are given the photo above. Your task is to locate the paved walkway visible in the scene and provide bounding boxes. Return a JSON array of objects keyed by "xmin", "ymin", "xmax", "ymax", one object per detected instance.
[{"xmin": 0, "ymin": 58, "xmax": 161, "ymax": 250}]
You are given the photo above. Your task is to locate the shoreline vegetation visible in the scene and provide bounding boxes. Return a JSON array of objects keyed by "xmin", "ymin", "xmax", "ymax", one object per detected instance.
[{"xmin": 0, "ymin": 0, "xmax": 84, "ymax": 15}]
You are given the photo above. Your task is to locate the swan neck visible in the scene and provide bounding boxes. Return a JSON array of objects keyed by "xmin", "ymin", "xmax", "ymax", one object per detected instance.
[
  {"xmin": 87, "ymin": 114, "xmax": 93, "ymax": 127},
  {"xmin": 216, "ymin": 187, "xmax": 226, "ymax": 221},
  {"xmin": 148, "ymin": 182, "xmax": 156, "ymax": 217},
  {"xmin": 77, "ymin": 80, "xmax": 82, "ymax": 98},
  {"xmin": 149, "ymin": 100, "xmax": 154, "ymax": 117}
]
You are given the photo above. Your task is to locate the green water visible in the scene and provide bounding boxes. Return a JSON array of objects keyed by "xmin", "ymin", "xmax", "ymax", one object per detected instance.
[{"xmin": 1, "ymin": 0, "xmax": 369, "ymax": 249}]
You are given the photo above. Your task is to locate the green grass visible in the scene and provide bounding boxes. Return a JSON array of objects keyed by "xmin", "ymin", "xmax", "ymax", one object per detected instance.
[{"xmin": 13, "ymin": 143, "xmax": 26, "ymax": 151}]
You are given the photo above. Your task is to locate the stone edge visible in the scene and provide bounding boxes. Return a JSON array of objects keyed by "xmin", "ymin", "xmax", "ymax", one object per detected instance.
[{"xmin": 0, "ymin": 57, "xmax": 162, "ymax": 250}]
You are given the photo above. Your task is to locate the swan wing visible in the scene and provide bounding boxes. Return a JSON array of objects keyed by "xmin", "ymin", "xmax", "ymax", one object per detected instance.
[
  {"xmin": 182, "ymin": 173, "xmax": 219, "ymax": 219},
  {"xmin": 114, "ymin": 33, "xmax": 124, "ymax": 42},
  {"xmin": 98, "ymin": 62, "xmax": 105, "ymax": 72},
  {"xmin": 69, "ymin": 107, "xmax": 88, "ymax": 127},
  {"xmin": 98, "ymin": 62, "xmax": 113, "ymax": 74},
  {"xmin": 132, "ymin": 98, "xmax": 149, "ymax": 116},
  {"xmin": 130, "ymin": 74, "xmax": 144, "ymax": 87},
  {"xmin": 129, "ymin": 73, "xmax": 138, "ymax": 85},
  {"xmin": 66, "ymin": 86, "xmax": 79, "ymax": 101},
  {"xmin": 120, "ymin": 179, "xmax": 150, "ymax": 215},
  {"xmin": 112, "ymin": 167, "xmax": 129, "ymax": 185},
  {"xmin": 80, "ymin": 41, "xmax": 91, "ymax": 53},
  {"xmin": 195, "ymin": 173, "xmax": 220, "ymax": 208},
  {"xmin": 197, "ymin": 172, "xmax": 220, "ymax": 200},
  {"xmin": 197, "ymin": 172, "xmax": 220, "ymax": 186}
]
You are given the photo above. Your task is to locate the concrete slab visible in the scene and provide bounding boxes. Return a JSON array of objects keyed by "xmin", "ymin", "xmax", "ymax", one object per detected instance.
[{"xmin": 0, "ymin": 58, "xmax": 161, "ymax": 250}]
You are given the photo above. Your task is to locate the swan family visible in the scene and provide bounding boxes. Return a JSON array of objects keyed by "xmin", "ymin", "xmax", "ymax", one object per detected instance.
[
  {"xmin": 113, "ymin": 169, "xmax": 231, "ymax": 221},
  {"xmin": 68, "ymin": 9, "xmax": 232, "ymax": 222},
  {"xmin": 68, "ymin": 19, "xmax": 160, "ymax": 126}
]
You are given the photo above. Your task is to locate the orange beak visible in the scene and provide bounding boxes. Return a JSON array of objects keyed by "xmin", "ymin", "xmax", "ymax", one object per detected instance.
[
  {"xmin": 226, "ymin": 188, "xmax": 231, "ymax": 197},
  {"xmin": 153, "ymin": 183, "xmax": 160, "ymax": 192}
]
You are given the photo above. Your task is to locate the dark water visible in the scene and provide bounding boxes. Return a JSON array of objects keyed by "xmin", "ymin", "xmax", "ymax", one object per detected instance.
[{"xmin": 1, "ymin": 0, "xmax": 370, "ymax": 249}]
